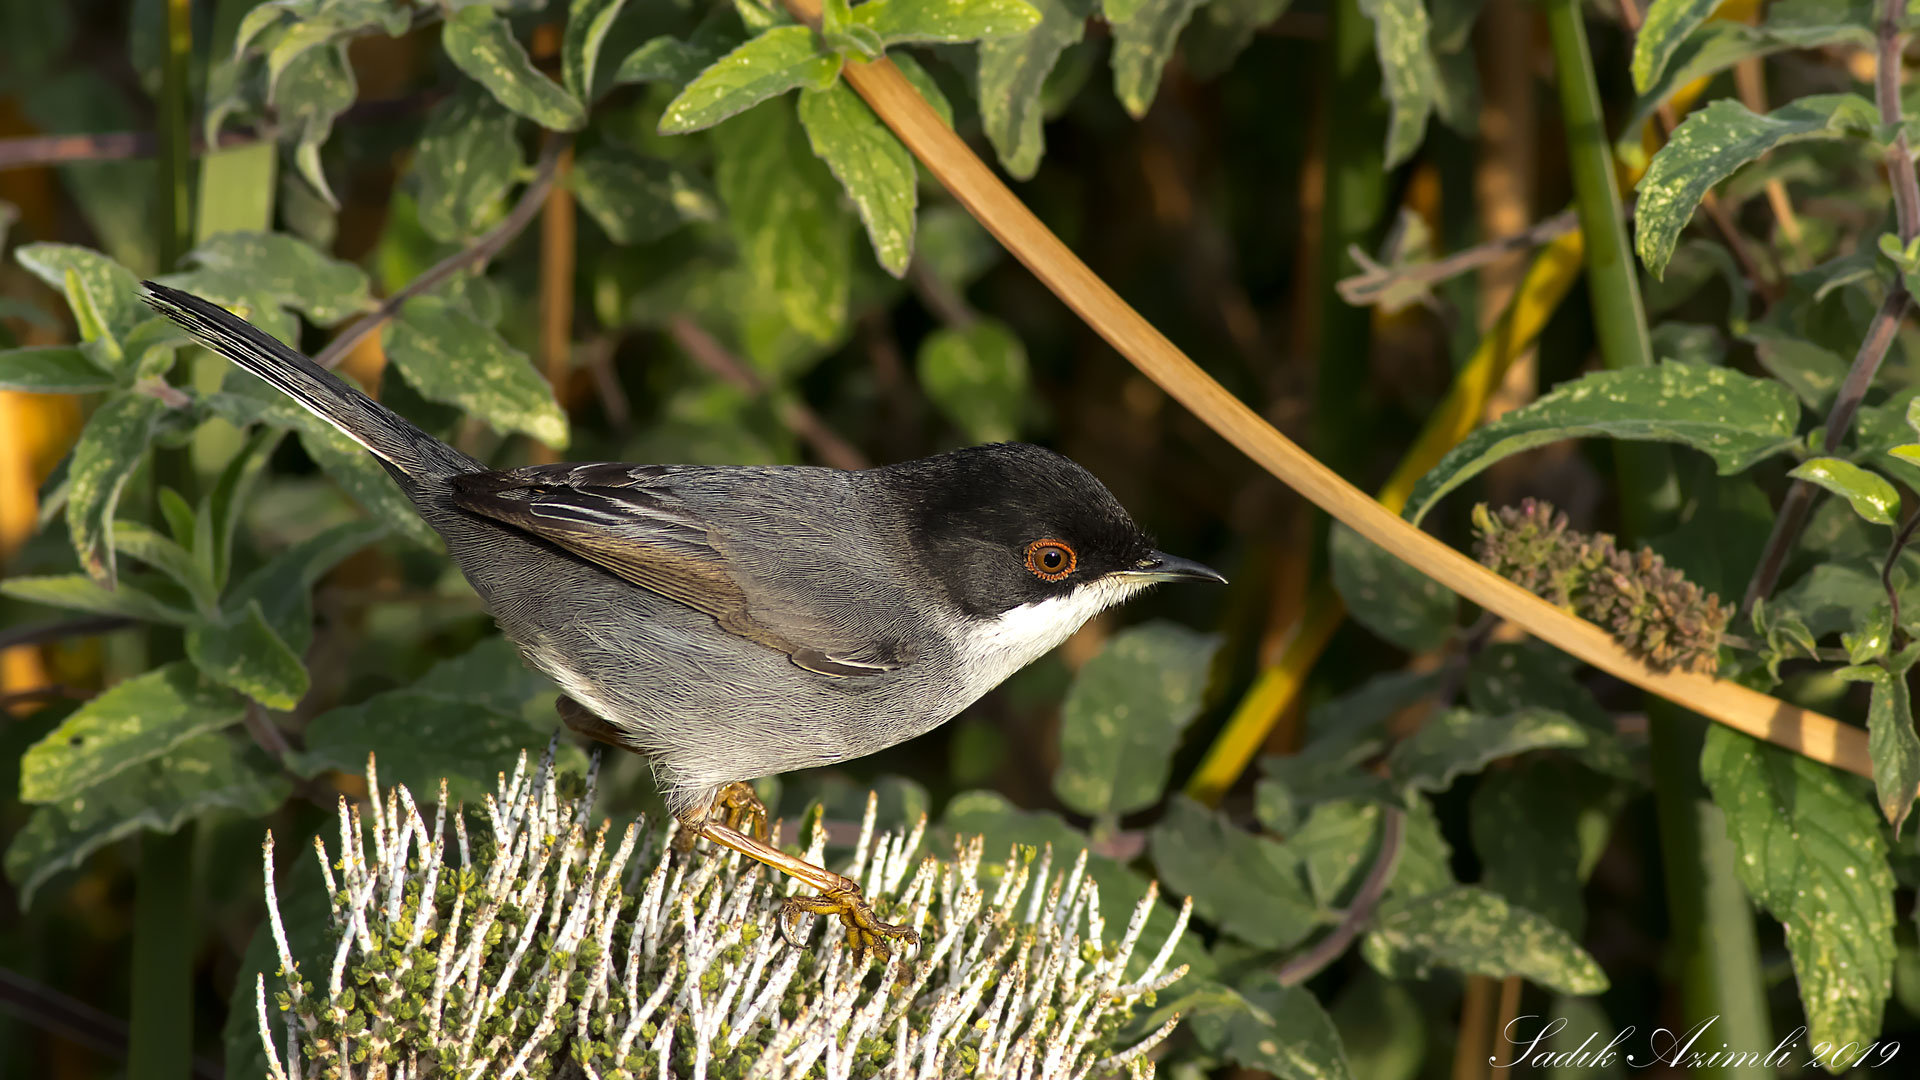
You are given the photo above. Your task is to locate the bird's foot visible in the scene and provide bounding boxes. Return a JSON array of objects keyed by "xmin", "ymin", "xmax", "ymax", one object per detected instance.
[
  {"xmin": 780, "ymin": 885, "xmax": 919, "ymax": 963},
  {"xmin": 713, "ymin": 781, "xmax": 769, "ymax": 843}
]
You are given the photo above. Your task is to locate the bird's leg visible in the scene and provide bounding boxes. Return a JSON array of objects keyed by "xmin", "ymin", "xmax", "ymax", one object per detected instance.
[
  {"xmin": 678, "ymin": 809, "xmax": 919, "ymax": 962},
  {"xmin": 713, "ymin": 781, "xmax": 769, "ymax": 843}
]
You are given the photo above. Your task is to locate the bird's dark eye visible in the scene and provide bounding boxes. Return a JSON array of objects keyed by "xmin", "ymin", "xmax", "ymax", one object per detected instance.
[{"xmin": 1024, "ymin": 539, "xmax": 1077, "ymax": 581}]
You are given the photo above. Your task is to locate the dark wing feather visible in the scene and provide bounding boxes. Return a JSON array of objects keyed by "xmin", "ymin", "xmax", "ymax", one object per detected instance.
[{"xmin": 449, "ymin": 463, "xmax": 902, "ymax": 676}]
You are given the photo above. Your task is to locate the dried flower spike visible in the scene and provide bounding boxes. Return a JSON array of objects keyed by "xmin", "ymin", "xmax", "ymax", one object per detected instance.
[
  {"xmin": 1473, "ymin": 499, "xmax": 1729, "ymax": 674},
  {"xmin": 257, "ymin": 739, "xmax": 1189, "ymax": 1079}
]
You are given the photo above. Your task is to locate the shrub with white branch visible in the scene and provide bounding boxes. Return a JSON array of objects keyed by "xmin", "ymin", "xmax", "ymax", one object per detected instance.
[{"xmin": 255, "ymin": 742, "xmax": 1190, "ymax": 1079}]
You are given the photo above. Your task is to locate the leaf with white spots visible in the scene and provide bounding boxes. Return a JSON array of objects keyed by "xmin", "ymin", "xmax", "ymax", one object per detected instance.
[
  {"xmin": 1387, "ymin": 707, "xmax": 1591, "ymax": 794},
  {"xmin": 1328, "ymin": 520, "xmax": 1457, "ymax": 651},
  {"xmin": 65, "ymin": 393, "xmax": 168, "ymax": 588},
  {"xmin": 1150, "ymin": 795, "xmax": 1321, "ymax": 949},
  {"xmin": 1470, "ymin": 757, "xmax": 1628, "ymax": 936},
  {"xmin": 976, "ymin": 0, "xmax": 1095, "ymax": 179},
  {"xmin": 658, "ymin": 25, "xmax": 841, "ymax": 134},
  {"xmin": 797, "ymin": 80, "xmax": 918, "ymax": 276},
  {"xmin": 383, "ymin": 295, "xmax": 569, "ymax": 447},
  {"xmin": 1702, "ymin": 725, "xmax": 1895, "ymax": 1057},
  {"xmin": 573, "ymin": 145, "xmax": 720, "ymax": 245},
  {"xmin": 1404, "ymin": 362, "xmax": 1802, "ymax": 526},
  {"xmin": 442, "ymin": 5, "xmax": 587, "ymax": 132},
  {"xmin": 1362, "ymin": 886, "xmax": 1609, "ymax": 994},
  {"xmin": 6, "ymin": 734, "xmax": 288, "ymax": 910},
  {"xmin": 0, "ymin": 346, "xmax": 118, "ymax": 393},
  {"xmin": 712, "ymin": 99, "xmax": 853, "ymax": 345},
  {"xmin": 1788, "ymin": 457, "xmax": 1901, "ymax": 527},
  {"xmin": 1053, "ymin": 621, "xmax": 1222, "ymax": 818},
  {"xmin": 186, "ymin": 600, "xmax": 310, "ymax": 712},
  {"xmin": 1636, "ymin": 95, "xmax": 1877, "ymax": 278},
  {"xmin": 1108, "ymin": 0, "xmax": 1208, "ymax": 118},
  {"xmin": 179, "ymin": 231, "xmax": 372, "ymax": 326},
  {"xmin": 1190, "ymin": 974, "xmax": 1357, "ymax": 1080},
  {"xmin": 1835, "ymin": 646, "xmax": 1920, "ymax": 837},
  {"xmin": 562, "ymin": 0, "xmax": 632, "ymax": 102},
  {"xmin": 1355, "ymin": 0, "xmax": 1444, "ymax": 165},
  {"xmin": 15, "ymin": 243, "xmax": 143, "ymax": 344},
  {"xmin": 273, "ymin": 41, "xmax": 358, "ymax": 207},
  {"xmin": 853, "ymin": 0, "xmax": 1041, "ymax": 43},
  {"xmin": 19, "ymin": 662, "xmax": 249, "ymax": 804},
  {"xmin": 1630, "ymin": 0, "xmax": 1719, "ymax": 93},
  {"xmin": 408, "ymin": 86, "xmax": 524, "ymax": 243}
]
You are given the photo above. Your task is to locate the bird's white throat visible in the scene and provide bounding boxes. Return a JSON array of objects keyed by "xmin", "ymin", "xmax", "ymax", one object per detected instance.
[{"xmin": 952, "ymin": 575, "xmax": 1149, "ymax": 698}]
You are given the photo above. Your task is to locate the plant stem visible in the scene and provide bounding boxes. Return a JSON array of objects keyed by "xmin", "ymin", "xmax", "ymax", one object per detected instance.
[
  {"xmin": 1742, "ymin": 0, "xmax": 1918, "ymax": 612},
  {"xmin": 1276, "ymin": 806, "xmax": 1403, "ymax": 985},
  {"xmin": 128, "ymin": 828, "xmax": 197, "ymax": 1080},
  {"xmin": 1315, "ymin": 0, "xmax": 1389, "ymax": 486},
  {"xmin": 313, "ymin": 138, "xmax": 567, "ymax": 371},
  {"xmin": 153, "ymin": 0, "xmax": 194, "ymax": 271},
  {"xmin": 1336, "ymin": 208, "xmax": 1578, "ymax": 307}
]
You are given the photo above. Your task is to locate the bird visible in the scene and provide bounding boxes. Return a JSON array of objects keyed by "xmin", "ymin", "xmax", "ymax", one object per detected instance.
[{"xmin": 140, "ymin": 281, "xmax": 1227, "ymax": 960}]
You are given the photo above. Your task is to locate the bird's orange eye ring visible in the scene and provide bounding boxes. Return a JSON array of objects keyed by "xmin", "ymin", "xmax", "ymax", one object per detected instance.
[{"xmin": 1024, "ymin": 539, "xmax": 1077, "ymax": 581}]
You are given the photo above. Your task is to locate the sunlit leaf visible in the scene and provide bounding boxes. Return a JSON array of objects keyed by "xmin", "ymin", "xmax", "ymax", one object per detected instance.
[
  {"xmin": 563, "ymin": 0, "xmax": 632, "ymax": 102},
  {"xmin": 658, "ymin": 25, "xmax": 841, "ymax": 134},
  {"xmin": 1788, "ymin": 457, "xmax": 1900, "ymax": 527},
  {"xmin": 1702, "ymin": 726, "xmax": 1895, "ymax": 1055},
  {"xmin": 977, "ymin": 0, "xmax": 1095, "ymax": 179},
  {"xmin": 1362, "ymin": 886, "xmax": 1609, "ymax": 994},
  {"xmin": 443, "ymin": 5, "xmax": 587, "ymax": 131},
  {"xmin": 853, "ymin": 0, "xmax": 1042, "ymax": 43},
  {"xmin": 0, "ymin": 346, "xmax": 117, "ymax": 393},
  {"xmin": 19, "ymin": 662, "xmax": 247, "ymax": 804},
  {"xmin": 66, "ymin": 393, "xmax": 167, "ymax": 587},
  {"xmin": 187, "ymin": 600, "xmax": 311, "ymax": 711},
  {"xmin": 1053, "ymin": 622, "xmax": 1221, "ymax": 818},
  {"xmin": 384, "ymin": 296, "xmax": 569, "ymax": 447},
  {"xmin": 798, "ymin": 80, "xmax": 918, "ymax": 276}
]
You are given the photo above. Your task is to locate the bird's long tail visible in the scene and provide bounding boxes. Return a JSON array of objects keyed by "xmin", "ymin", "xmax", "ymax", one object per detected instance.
[{"xmin": 140, "ymin": 282, "xmax": 476, "ymax": 484}]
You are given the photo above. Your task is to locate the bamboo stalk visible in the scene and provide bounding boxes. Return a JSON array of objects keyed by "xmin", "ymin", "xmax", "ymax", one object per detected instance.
[{"xmin": 773, "ymin": 0, "xmax": 1868, "ymax": 779}]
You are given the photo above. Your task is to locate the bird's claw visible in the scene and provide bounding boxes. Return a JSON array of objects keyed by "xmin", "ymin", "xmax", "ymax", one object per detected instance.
[
  {"xmin": 715, "ymin": 781, "xmax": 769, "ymax": 843},
  {"xmin": 779, "ymin": 885, "xmax": 918, "ymax": 963}
]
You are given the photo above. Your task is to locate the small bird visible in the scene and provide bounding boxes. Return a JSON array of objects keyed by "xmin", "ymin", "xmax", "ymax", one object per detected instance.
[{"xmin": 141, "ymin": 282, "xmax": 1226, "ymax": 959}]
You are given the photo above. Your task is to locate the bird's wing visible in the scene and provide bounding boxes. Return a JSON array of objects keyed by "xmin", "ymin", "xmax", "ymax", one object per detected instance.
[{"xmin": 448, "ymin": 463, "xmax": 906, "ymax": 677}]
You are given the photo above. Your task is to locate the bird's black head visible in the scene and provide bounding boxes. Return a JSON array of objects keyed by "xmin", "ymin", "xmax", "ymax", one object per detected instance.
[{"xmin": 882, "ymin": 443, "xmax": 1224, "ymax": 618}]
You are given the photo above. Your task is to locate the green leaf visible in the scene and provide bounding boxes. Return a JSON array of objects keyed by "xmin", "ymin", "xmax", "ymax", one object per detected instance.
[
  {"xmin": 563, "ymin": 0, "xmax": 632, "ymax": 102},
  {"xmin": 977, "ymin": 0, "xmax": 1095, "ymax": 180},
  {"xmin": 1182, "ymin": 0, "xmax": 1294, "ymax": 79},
  {"xmin": 273, "ymin": 41, "xmax": 358, "ymax": 208},
  {"xmin": 66, "ymin": 393, "xmax": 167, "ymax": 587},
  {"xmin": 1387, "ymin": 707, "xmax": 1590, "ymax": 793},
  {"xmin": 658, "ymin": 25, "xmax": 841, "ymax": 134},
  {"xmin": 1789, "ymin": 457, "xmax": 1901, "ymax": 526},
  {"xmin": 7, "ymin": 735, "xmax": 288, "ymax": 909},
  {"xmin": 407, "ymin": 86, "xmax": 524, "ymax": 244},
  {"xmin": 16, "ymin": 243, "xmax": 143, "ymax": 342},
  {"xmin": 203, "ymin": 384, "xmax": 442, "ymax": 551},
  {"xmin": 1405, "ymin": 362, "xmax": 1802, "ymax": 525},
  {"xmin": 852, "ymin": 0, "xmax": 1042, "ymax": 43},
  {"xmin": 19, "ymin": 662, "xmax": 248, "ymax": 804},
  {"xmin": 916, "ymin": 319, "xmax": 1030, "ymax": 443},
  {"xmin": 1465, "ymin": 642, "xmax": 1636, "ymax": 779},
  {"xmin": 384, "ymin": 296, "xmax": 569, "ymax": 447},
  {"xmin": 1149, "ymin": 795, "xmax": 1321, "ymax": 949},
  {"xmin": 1631, "ymin": 0, "xmax": 1718, "ymax": 93},
  {"xmin": 1355, "ymin": 0, "xmax": 1444, "ymax": 166},
  {"xmin": 1746, "ymin": 323, "xmax": 1847, "ymax": 411},
  {"xmin": 187, "ymin": 600, "xmax": 311, "ymax": 711},
  {"xmin": 1291, "ymin": 797, "xmax": 1453, "ymax": 907},
  {"xmin": 294, "ymin": 638, "xmax": 571, "ymax": 804},
  {"xmin": 0, "ymin": 346, "xmax": 117, "ymax": 393},
  {"xmin": 1108, "ymin": 0, "xmax": 1207, "ymax": 118},
  {"xmin": 1636, "ymin": 95, "xmax": 1878, "ymax": 278},
  {"xmin": 1362, "ymin": 886, "xmax": 1609, "ymax": 994},
  {"xmin": 185, "ymin": 231, "xmax": 373, "ymax": 326},
  {"xmin": 207, "ymin": 427, "xmax": 282, "ymax": 592},
  {"xmin": 891, "ymin": 52, "xmax": 956, "ymax": 126},
  {"xmin": 0, "ymin": 573, "xmax": 196, "ymax": 625},
  {"xmin": 227, "ymin": 521, "xmax": 388, "ymax": 655},
  {"xmin": 442, "ymin": 5, "xmax": 588, "ymax": 132},
  {"xmin": 1470, "ymin": 758, "xmax": 1626, "ymax": 936},
  {"xmin": 1701, "ymin": 725, "xmax": 1895, "ymax": 1057},
  {"xmin": 1052, "ymin": 621, "xmax": 1222, "ymax": 817},
  {"xmin": 1836, "ymin": 647, "xmax": 1920, "ymax": 837},
  {"xmin": 1328, "ymin": 521, "xmax": 1457, "ymax": 651},
  {"xmin": 614, "ymin": 10, "xmax": 745, "ymax": 87},
  {"xmin": 798, "ymin": 81, "xmax": 918, "ymax": 277},
  {"xmin": 712, "ymin": 99, "xmax": 853, "ymax": 344},
  {"xmin": 1195, "ymin": 974, "xmax": 1357, "ymax": 1080},
  {"xmin": 572, "ymin": 146, "xmax": 719, "ymax": 245},
  {"xmin": 110, "ymin": 521, "xmax": 216, "ymax": 615}
]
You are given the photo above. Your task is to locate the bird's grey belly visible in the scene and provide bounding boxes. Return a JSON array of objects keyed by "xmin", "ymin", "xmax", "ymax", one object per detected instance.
[{"xmin": 418, "ymin": 498, "xmax": 969, "ymax": 803}]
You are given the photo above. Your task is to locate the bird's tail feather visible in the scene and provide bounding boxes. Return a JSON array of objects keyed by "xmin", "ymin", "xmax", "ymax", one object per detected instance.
[{"xmin": 140, "ymin": 282, "xmax": 474, "ymax": 484}]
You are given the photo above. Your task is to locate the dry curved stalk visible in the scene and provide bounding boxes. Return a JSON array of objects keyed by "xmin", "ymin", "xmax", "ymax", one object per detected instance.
[{"xmin": 778, "ymin": 0, "xmax": 1869, "ymax": 779}]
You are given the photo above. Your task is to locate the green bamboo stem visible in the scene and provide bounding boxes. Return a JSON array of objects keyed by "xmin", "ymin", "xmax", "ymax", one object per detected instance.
[
  {"xmin": 131, "ymin": 5, "xmax": 201, "ymax": 1079},
  {"xmin": 1545, "ymin": 0, "xmax": 1769, "ymax": 1066},
  {"xmin": 1315, "ymin": 0, "xmax": 1390, "ymax": 486}
]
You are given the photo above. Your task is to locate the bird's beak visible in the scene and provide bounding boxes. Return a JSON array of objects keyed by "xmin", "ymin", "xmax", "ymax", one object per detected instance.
[{"xmin": 1119, "ymin": 551, "xmax": 1228, "ymax": 585}]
